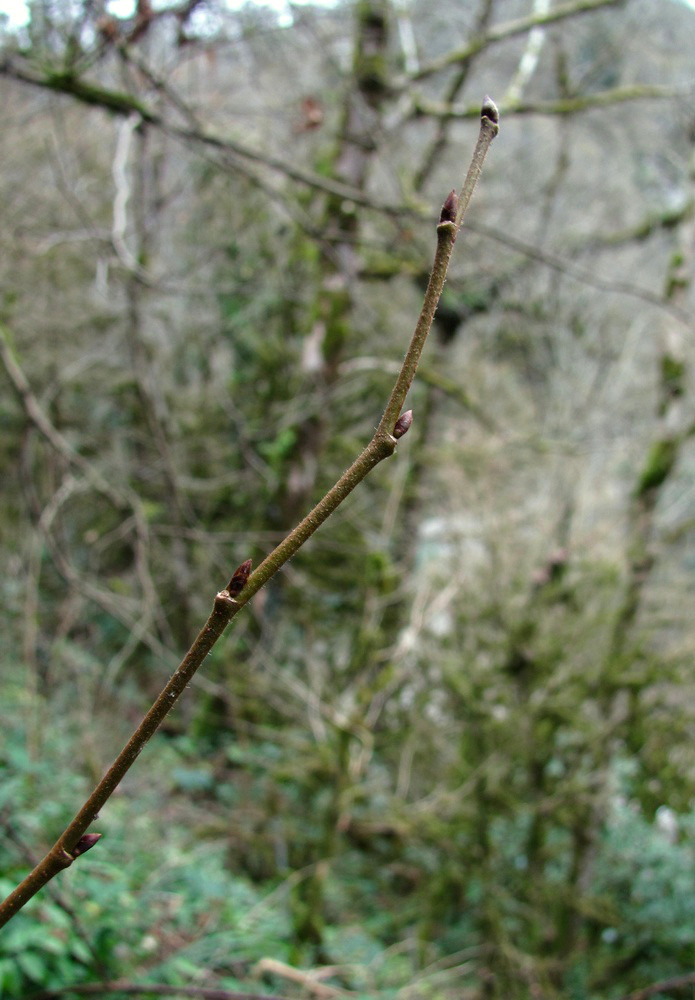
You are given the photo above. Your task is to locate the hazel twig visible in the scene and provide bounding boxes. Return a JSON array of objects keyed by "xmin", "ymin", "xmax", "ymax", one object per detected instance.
[{"xmin": 0, "ymin": 97, "xmax": 498, "ymax": 929}]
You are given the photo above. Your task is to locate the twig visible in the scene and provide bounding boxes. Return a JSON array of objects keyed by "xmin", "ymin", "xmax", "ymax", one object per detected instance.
[
  {"xmin": 413, "ymin": 84, "xmax": 684, "ymax": 120},
  {"xmin": 253, "ymin": 958, "xmax": 354, "ymax": 998},
  {"xmin": 470, "ymin": 221, "xmax": 692, "ymax": 326},
  {"xmin": 617, "ymin": 971, "xmax": 695, "ymax": 1000},
  {"xmin": 0, "ymin": 98, "xmax": 498, "ymax": 929},
  {"xmin": 29, "ymin": 982, "xmax": 288, "ymax": 1000}
]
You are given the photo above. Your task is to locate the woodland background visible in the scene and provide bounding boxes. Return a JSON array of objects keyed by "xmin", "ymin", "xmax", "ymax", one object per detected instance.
[{"xmin": 1, "ymin": 0, "xmax": 695, "ymax": 997}]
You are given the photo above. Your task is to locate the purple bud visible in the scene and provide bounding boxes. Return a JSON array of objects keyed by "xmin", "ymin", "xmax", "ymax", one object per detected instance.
[
  {"xmin": 393, "ymin": 410, "xmax": 413, "ymax": 439},
  {"xmin": 72, "ymin": 833, "xmax": 102, "ymax": 857},
  {"xmin": 227, "ymin": 558, "xmax": 252, "ymax": 597},
  {"xmin": 439, "ymin": 190, "xmax": 458, "ymax": 225},
  {"xmin": 481, "ymin": 95, "xmax": 499, "ymax": 124}
]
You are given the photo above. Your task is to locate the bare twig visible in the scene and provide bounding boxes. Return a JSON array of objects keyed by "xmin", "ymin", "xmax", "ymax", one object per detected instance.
[
  {"xmin": 29, "ymin": 982, "xmax": 289, "ymax": 1000},
  {"xmin": 253, "ymin": 958, "xmax": 354, "ymax": 999},
  {"xmin": 617, "ymin": 971, "xmax": 695, "ymax": 1000},
  {"xmin": 413, "ymin": 84, "xmax": 684, "ymax": 120},
  {"xmin": 0, "ymin": 99, "xmax": 498, "ymax": 929}
]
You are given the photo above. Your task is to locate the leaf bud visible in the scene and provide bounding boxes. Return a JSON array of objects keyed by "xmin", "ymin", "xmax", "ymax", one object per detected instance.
[
  {"xmin": 72, "ymin": 833, "xmax": 102, "ymax": 857},
  {"xmin": 393, "ymin": 410, "xmax": 413, "ymax": 439},
  {"xmin": 481, "ymin": 95, "xmax": 499, "ymax": 124},
  {"xmin": 439, "ymin": 190, "xmax": 458, "ymax": 225},
  {"xmin": 226, "ymin": 558, "xmax": 252, "ymax": 597}
]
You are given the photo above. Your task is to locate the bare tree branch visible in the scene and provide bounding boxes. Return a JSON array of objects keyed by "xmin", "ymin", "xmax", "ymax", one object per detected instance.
[
  {"xmin": 402, "ymin": 0, "xmax": 624, "ymax": 85},
  {"xmin": 414, "ymin": 84, "xmax": 685, "ymax": 120},
  {"xmin": 0, "ymin": 58, "xmax": 399, "ymax": 211}
]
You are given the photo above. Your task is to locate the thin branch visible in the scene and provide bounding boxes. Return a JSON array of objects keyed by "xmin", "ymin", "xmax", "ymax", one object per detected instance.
[
  {"xmin": 617, "ymin": 970, "xmax": 695, "ymax": 1000},
  {"xmin": 29, "ymin": 982, "xmax": 289, "ymax": 1000},
  {"xmin": 0, "ymin": 58, "xmax": 398, "ymax": 212},
  {"xmin": 403, "ymin": 0, "xmax": 624, "ymax": 85},
  {"xmin": 412, "ymin": 0, "xmax": 495, "ymax": 192},
  {"xmin": 413, "ymin": 84, "xmax": 685, "ymax": 120},
  {"xmin": 470, "ymin": 221, "xmax": 692, "ymax": 326},
  {"xmin": 2, "ymin": 51, "xmax": 686, "ymax": 324},
  {"xmin": 0, "ymin": 99, "xmax": 498, "ymax": 929}
]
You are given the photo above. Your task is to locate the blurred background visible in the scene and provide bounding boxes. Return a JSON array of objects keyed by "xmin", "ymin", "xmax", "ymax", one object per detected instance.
[{"xmin": 1, "ymin": 1, "xmax": 695, "ymax": 997}]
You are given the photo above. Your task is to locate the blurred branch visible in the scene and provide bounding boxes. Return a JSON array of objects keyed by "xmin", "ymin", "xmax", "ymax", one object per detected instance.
[
  {"xmin": 403, "ymin": 0, "xmax": 624, "ymax": 85},
  {"xmin": 0, "ymin": 57, "xmax": 400, "ymax": 211},
  {"xmin": 1, "ymin": 50, "xmax": 685, "ymax": 333},
  {"xmin": 253, "ymin": 959, "xmax": 354, "ymax": 998},
  {"xmin": 414, "ymin": 84, "xmax": 685, "ymax": 120},
  {"xmin": 618, "ymin": 971, "xmax": 695, "ymax": 1000},
  {"xmin": 0, "ymin": 101, "xmax": 499, "ymax": 929},
  {"xmin": 412, "ymin": 0, "xmax": 495, "ymax": 192},
  {"xmin": 578, "ymin": 200, "xmax": 694, "ymax": 249},
  {"xmin": 30, "ymin": 983, "xmax": 289, "ymax": 1000},
  {"xmin": 470, "ymin": 221, "xmax": 692, "ymax": 325}
]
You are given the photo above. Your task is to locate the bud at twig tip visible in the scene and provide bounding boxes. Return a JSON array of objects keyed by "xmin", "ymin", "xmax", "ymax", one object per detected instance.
[
  {"xmin": 72, "ymin": 833, "xmax": 102, "ymax": 858},
  {"xmin": 439, "ymin": 190, "xmax": 458, "ymax": 225},
  {"xmin": 227, "ymin": 558, "xmax": 252, "ymax": 597},
  {"xmin": 481, "ymin": 95, "xmax": 499, "ymax": 124},
  {"xmin": 393, "ymin": 410, "xmax": 413, "ymax": 439}
]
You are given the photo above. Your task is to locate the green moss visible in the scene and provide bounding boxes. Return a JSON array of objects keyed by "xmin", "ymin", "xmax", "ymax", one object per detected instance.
[
  {"xmin": 354, "ymin": 0, "xmax": 389, "ymax": 104},
  {"xmin": 46, "ymin": 72, "xmax": 151, "ymax": 119},
  {"xmin": 660, "ymin": 353, "xmax": 686, "ymax": 398},
  {"xmin": 321, "ymin": 286, "xmax": 352, "ymax": 363},
  {"xmin": 635, "ymin": 437, "xmax": 678, "ymax": 497}
]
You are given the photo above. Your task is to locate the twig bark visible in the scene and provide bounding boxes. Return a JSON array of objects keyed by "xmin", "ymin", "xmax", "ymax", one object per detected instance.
[{"xmin": 0, "ymin": 99, "xmax": 498, "ymax": 930}]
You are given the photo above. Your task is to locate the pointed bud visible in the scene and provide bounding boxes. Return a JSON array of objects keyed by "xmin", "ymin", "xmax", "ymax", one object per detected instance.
[
  {"xmin": 72, "ymin": 833, "xmax": 102, "ymax": 857},
  {"xmin": 439, "ymin": 190, "xmax": 458, "ymax": 225},
  {"xmin": 393, "ymin": 410, "xmax": 413, "ymax": 439},
  {"xmin": 481, "ymin": 95, "xmax": 499, "ymax": 124},
  {"xmin": 226, "ymin": 558, "xmax": 252, "ymax": 597}
]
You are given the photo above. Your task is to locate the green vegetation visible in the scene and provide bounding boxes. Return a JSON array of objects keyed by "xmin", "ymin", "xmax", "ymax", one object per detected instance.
[{"xmin": 2, "ymin": 0, "xmax": 695, "ymax": 997}]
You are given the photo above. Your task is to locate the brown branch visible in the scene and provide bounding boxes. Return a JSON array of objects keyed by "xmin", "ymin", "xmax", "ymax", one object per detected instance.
[
  {"xmin": 29, "ymin": 982, "xmax": 288, "ymax": 1000},
  {"xmin": 618, "ymin": 971, "xmax": 695, "ymax": 1000},
  {"xmin": 0, "ymin": 99, "xmax": 498, "ymax": 929}
]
